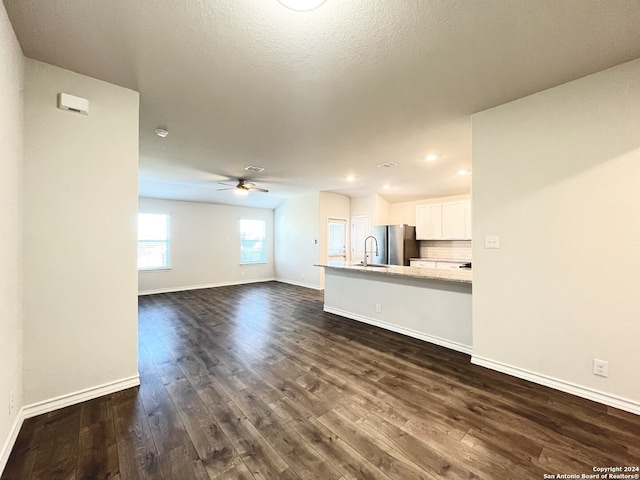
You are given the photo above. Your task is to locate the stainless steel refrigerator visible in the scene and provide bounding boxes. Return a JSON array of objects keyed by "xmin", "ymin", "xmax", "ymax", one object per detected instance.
[{"xmin": 370, "ymin": 224, "xmax": 419, "ymax": 266}]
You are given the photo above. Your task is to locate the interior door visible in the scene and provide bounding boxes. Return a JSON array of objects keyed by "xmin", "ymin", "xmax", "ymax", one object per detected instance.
[
  {"xmin": 327, "ymin": 218, "xmax": 347, "ymax": 265},
  {"xmin": 350, "ymin": 215, "xmax": 371, "ymax": 265}
]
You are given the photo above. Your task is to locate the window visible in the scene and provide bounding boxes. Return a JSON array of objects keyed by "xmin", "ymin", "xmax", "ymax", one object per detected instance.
[
  {"xmin": 327, "ymin": 218, "xmax": 346, "ymax": 257},
  {"xmin": 138, "ymin": 213, "xmax": 170, "ymax": 270},
  {"xmin": 240, "ymin": 219, "xmax": 266, "ymax": 264}
]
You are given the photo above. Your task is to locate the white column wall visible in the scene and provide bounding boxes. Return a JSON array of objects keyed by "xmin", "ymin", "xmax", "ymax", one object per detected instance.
[
  {"xmin": 0, "ymin": 3, "xmax": 24, "ymax": 470},
  {"xmin": 274, "ymin": 194, "xmax": 322, "ymax": 289},
  {"xmin": 23, "ymin": 59, "xmax": 140, "ymax": 407},
  {"xmin": 472, "ymin": 59, "xmax": 640, "ymax": 413}
]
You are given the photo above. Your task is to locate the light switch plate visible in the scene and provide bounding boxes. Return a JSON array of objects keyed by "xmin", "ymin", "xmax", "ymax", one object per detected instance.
[{"xmin": 485, "ymin": 235, "xmax": 500, "ymax": 249}]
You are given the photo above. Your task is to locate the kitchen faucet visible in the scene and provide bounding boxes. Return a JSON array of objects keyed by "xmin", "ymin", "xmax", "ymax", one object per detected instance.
[{"xmin": 362, "ymin": 235, "xmax": 378, "ymax": 267}]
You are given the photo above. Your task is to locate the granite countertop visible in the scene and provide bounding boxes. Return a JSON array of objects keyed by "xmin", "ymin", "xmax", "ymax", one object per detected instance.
[{"xmin": 316, "ymin": 263, "xmax": 472, "ymax": 284}]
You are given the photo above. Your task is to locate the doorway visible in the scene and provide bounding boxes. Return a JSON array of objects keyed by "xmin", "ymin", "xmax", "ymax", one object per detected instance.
[
  {"xmin": 350, "ymin": 215, "xmax": 371, "ymax": 265},
  {"xmin": 327, "ymin": 218, "xmax": 347, "ymax": 265}
]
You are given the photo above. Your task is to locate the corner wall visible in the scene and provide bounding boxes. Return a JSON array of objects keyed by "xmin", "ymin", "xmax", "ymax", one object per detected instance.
[
  {"xmin": 22, "ymin": 59, "xmax": 140, "ymax": 410},
  {"xmin": 472, "ymin": 59, "xmax": 640, "ymax": 413},
  {"xmin": 0, "ymin": 3, "xmax": 24, "ymax": 471},
  {"xmin": 138, "ymin": 197, "xmax": 275, "ymax": 294},
  {"xmin": 274, "ymin": 194, "xmax": 321, "ymax": 289}
]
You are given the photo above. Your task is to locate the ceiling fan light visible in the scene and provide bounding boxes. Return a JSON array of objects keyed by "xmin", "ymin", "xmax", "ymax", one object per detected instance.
[
  {"xmin": 277, "ymin": 0, "xmax": 327, "ymax": 11},
  {"xmin": 233, "ymin": 187, "xmax": 249, "ymax": 196}
]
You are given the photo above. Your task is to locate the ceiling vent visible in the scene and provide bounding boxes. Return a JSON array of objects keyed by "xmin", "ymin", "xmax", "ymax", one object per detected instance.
[
  {"xmin": 245, "ymin": 165, "xmax": 265, "ymax": 173},
  {"xmin": 376, "ymin": 161, "xmax": 398, "ymax": 168}
]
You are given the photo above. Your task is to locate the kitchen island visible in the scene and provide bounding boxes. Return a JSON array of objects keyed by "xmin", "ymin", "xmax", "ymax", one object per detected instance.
[{"xmin": 316, "ymin": 263, "xmax": 472, "ymax": 354}]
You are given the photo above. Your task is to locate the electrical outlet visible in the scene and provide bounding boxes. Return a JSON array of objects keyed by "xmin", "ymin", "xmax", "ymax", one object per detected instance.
[
  {"xmin": 9, "ymin": 391, "xmax": 14, "ymax": 415},
  {"xmin": 375, "ymin": 304, "xmax": 381, "ymax": 313},
  {"xmin": 484, "ymin": 235, "xmax": 501, "ymax": 249},
  {"xmin": 593, "ymin": 359, "xmax": 609, "ymax": 377}
]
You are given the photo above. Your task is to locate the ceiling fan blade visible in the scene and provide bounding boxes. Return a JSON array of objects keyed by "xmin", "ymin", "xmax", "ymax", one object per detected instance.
[
  {"xmin": 248, "ymin": 186, "xmax": 269, "ymax": 193},
  {"xmin": 217, "ymin": 187, "xmax": 236, "ymax": 191},
  {"xmin": 217, "ymin": 181, "xmax": 237, "ymax": 187}
]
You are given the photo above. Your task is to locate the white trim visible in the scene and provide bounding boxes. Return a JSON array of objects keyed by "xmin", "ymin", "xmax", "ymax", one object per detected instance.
[
  {"xmin": 1, "ymin": 374, "xmax": 140, "ymax": 476},
  {"xmin": 138, "ymin": 278, "xmax": 276, "ymax": 296},
  {"xmin": 324, "ymin": 306, "xmax": 472, "ymax": 355},
  {"xmin": 22, "ymin": 374, "xmax": 140, "ymax": 419},
  {"xmin": 471, "ymin": 355, "xmax": 640, "ymax": 416},
  {"xmin": 0, "ymin": 411, "xmax": 25, "ymax": 476},
  {"xmin": 275, "ymin": 278, "xmax": 323, "ymax": 291}
]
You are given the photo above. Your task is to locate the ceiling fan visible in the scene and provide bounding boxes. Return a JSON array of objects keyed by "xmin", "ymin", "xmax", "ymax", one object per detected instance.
[{"xmin": 217, "ymin": 178, "xmax": 269, "ymax": 195}]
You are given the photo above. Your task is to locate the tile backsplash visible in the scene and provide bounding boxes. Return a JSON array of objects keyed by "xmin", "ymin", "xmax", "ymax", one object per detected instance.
[{"xmin": 419, "ymin": 240, "xmax": 472, "ymax": 261}]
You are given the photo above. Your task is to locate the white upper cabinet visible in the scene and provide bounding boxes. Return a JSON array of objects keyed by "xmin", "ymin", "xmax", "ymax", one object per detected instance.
[
  {"xmin": 442, "ymin": 201, "xmax": 466, "ymax": 239},
  {"xmin": 416, "ymin": 204, "xmax": 442, "ymax": 240},
  {"xmin": 416, "ymin": 199, "xmax": 471, "ymax": 240}
]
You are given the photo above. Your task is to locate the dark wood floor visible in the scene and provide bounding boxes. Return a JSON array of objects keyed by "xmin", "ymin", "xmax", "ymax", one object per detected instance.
[{"xmin": 3, "ymin": 281, "xmax": 639, "ymax": 479}]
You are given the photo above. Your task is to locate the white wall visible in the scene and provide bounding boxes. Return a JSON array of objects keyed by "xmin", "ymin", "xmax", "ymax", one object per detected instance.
[
  {"xmin": 350, "ymin": 194, "xmax": 390, "ymax": 225},
  {"xmin": 0, "ymin": 4, "xmax": 24, "ymax": 470},
  {"xmin": 23, "ymin": 60, "xmax": 140, "ymax": 407},
  {"xmin": 375, "ymin": 195, "xmax": 390, "ymax": 225},
  {"xmin": 472, "ymin": 59, "xmax": 640, "ymax": 413},
  {"xmin": 389, "ymin": 194, "xmax": 470, "ymax": 225},
  {"xmin": 318, "ymin": 192, "xmax": 351, "ymax": 287},
  {"xmin": 274, "ymin": 193, "xmax": 321, "ymax": 289},
  {"xmin": 138, "ymin": 198, "xmax": 275, "ymax": 294}
]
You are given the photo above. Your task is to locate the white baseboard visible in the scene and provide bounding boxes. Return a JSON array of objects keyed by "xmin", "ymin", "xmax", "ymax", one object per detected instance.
[
  {"xmin": 0, "ymin": 374, "xmax": 140, "ymax": 476},
  {"xmin": 275, "ymin": 278, "xmax": 323, "ymax": 290},
  {"xmin": 138, "ymin": 277, "xmax": 276, "ymax": 296},
  {"xmin": 22, "ymin": 374, "xmax": 140, "ymax": 419},
  {"xmin": 0, "ymin": 410, "xmax": 25, "ymax": 476},
  {"xmin": 324, "ymin": 306, "xmax": 472, "ymax": 355},
  {"xmin": 471, "ymin": 355, "xmax": 640, "ymax": 416}
]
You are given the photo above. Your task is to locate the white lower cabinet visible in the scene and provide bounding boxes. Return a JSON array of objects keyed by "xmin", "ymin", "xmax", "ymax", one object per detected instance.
[
  {"xmin": 410, "ymin": 260, "xmax": 465, "ymax": 269},
  {"xmin": 435, "ymin": 262, "xmax": 465, "ymax": 270},
  {"xmin": 410, "ymin": 260, "xmax": 437, "ymax": 268}
]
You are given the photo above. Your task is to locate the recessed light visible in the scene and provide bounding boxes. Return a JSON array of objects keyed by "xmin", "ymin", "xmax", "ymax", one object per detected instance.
[
  {"xmin": 426, "ymin": 155, "xmax": 438, "ymax": 161},
  {"xmin": 346, "ymin": 176, "xmax": 355, "ymax": 182},
  {"xmin": 245, "ymin": 165, "xmax": 265, "ymax": 173},
  {"xmin": 277, "ymin": 0, "xmax": 327, "ymax": 11},
  {"xmin": 155, "ymin": 128, "xmax": 168, "ymax": 138},
  {"xmin": 457, "ymin": 169, "xmax": 468, "ymax": 176},
  {"xmin": 383, "ymin": 184, "xmax": 391, "ymax": 190}
]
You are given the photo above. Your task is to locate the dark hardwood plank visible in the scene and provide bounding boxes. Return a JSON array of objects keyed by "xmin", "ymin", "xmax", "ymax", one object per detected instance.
[
  {"xmin": 317, "ymin": 408, "xmax": 432, "ymax": 480},
  {"xmin": 273, "ymin": 397, "xmax": 393, "ymax": 480},
  {"xmin": 4, "ymin": 282, "xmax": 639, "ymax": 480},
  {"xmin": 31, "ymin": 406, "xmax": 81, "ymax": 480},
  {"xmin": 157, "ymin": 443, "xmax": 209, "ymax": 480},
  {"xmin": 205, "ymin": 396, "xmax": 290, "ymax": 479},
  {"xmin": 111, "ymin": 390, "xmax": 165, "ymax": 480},
  {"xmin": 1, "ymin": 416, "xmax": 45, "ymax": 480},
  {"xmin": 76, "ymin": 396, "xmax": 119, "ymax": 480}
]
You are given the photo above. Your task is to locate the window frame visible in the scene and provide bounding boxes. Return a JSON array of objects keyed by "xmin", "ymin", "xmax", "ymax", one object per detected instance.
[
  {"xmin": 137, "ymin": 213, "xmax": 171, "ymax": 271},
  {"xmin": 240, "ymin": 218, "xmax": 267, "ymax": 265}
]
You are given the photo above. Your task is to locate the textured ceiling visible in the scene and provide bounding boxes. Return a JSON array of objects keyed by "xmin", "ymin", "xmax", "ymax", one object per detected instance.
[{"xmin": 5, "ymin": 0, "xmax": 640, "ymax": 208}]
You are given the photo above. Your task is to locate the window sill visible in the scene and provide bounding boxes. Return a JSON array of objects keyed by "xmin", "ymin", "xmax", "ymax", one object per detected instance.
[{"xmin": 138, "ymin": 267, "xmax": 171, "ymax": 272}]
